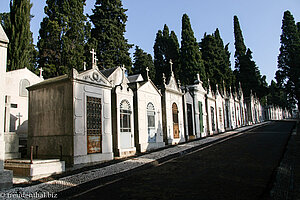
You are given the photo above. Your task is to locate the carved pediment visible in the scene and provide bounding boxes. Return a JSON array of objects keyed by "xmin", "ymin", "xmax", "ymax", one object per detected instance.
[
  {"xmin": 166, "ymin": 75, "xmax": 180, "ymax": 93},
  {"xmin": 76, "ymin": 68, "xmax": 111, "ymax": 87}
]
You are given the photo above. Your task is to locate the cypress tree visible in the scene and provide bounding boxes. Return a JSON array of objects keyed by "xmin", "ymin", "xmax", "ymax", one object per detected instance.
[
  {"xmin": 276, "ymin": 10, "xmax": 300, "ymax": 110},
  {"xmin": 233, "ymin": 15, "xmax": 246, "ymax": 59},
  {"xmin": 180, "ymin": 14, "xmax": 206, "ymax": 86},
  {"xmin": 38, "ymin": 0, "xmax": 86, "ymax": 79},
  {"xmin": 153, "ymin": 24, "xmax": 180, "ymax": 85},
  {"xmin": 200, "ymin": 33, "xmax": 221, "ymax": 91},
  {"xmin": 90, "ymin": 0, "xmax": 133, "ymax": 71},
  {"xmin": 233, "ymin": 15, "xmax": 267, "ymax": 98},
  {"xmin": 168, "ymin": 31, "xmax": 180, "ymax": 79},
  {"xmin": 4, "ymin": 0, "xmax": 36, "ymax": 71},
  {"xmin": 61, "ymin": 0, "xmax": 86, "ymax": 72},
  {"xmin": 132, "ymin": 46, "xmax": 155, "ymax": 80},
  {"xmin": 0, "ymin": 12, "xmax": 10, "ymax": 32},
  {"xmin": 200, "ymin": 28, "xmax": 235, "ymax": 92},
  {"xmin": 153, "ymin": 30, "xmax": 164, "ymax": 85}
]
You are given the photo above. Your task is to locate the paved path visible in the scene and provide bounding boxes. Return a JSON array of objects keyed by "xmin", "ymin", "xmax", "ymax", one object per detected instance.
[
  {"xmin": 68, "ymin": 121, "xmax": 295, "ymax": 200},
  {"xmin": 0, "ymin": 122, "xmax": 271, "ymax": 200}
]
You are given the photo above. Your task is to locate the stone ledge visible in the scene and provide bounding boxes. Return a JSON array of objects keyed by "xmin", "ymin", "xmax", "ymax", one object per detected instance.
[{"xmin": 4, "ymin": 159, "xmax": 65, "ymax": 181}]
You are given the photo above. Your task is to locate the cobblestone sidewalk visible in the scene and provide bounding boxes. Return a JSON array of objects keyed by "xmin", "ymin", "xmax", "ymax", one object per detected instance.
[{"xmin": 0, "ymin": 122, "xmax": 269, "ymax": 200}]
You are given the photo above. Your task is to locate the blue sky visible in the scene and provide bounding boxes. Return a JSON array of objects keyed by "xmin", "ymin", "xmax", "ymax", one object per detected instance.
[{"xmin": 1, "ymin": 0, "xmax": 299, "ymax": 84}]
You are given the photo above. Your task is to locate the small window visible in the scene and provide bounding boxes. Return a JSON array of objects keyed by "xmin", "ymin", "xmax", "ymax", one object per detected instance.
[
  {"xmin": 19, "ymin": 79, "xmax": 30, "ymax": 97},
  {"xmin": 120, "ymin": 100, "xmax": 131, "ymax": 133},
  {"xmin": 147, "ymin": 103, "xmax": 155, "ymax": 128}
]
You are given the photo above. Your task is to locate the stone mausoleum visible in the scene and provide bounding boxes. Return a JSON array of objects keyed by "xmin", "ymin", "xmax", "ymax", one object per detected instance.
[{"xmin": 27, "ymin": 65, "xmax": 114, "ymax": 166}]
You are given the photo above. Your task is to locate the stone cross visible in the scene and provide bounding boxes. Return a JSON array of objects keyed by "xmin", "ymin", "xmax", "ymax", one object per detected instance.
[
  {"xmin": 90, "ymin": 49, "xmax": 97, "ymax": 68},
  {"xmin": 162, "ymin": 73, "xmax": 166, "ymax": 85},
  {"xmin": 169, "ymin": 59, "xmax": 173, "ymax": 72},
  {"xmin": 39, "ymin": 67, "xmax": 43, "ymax": 78},
  {"xmin": 83, "ymin": 62, "xmax": 86, "ymax": 71},
  {"xmin": 197, "ymin": 73, "xmax": 200, "ymax": 82},
  {"xmin": 16, "ymin": 112, "xmax": 23, "ymax": 127},
  {"xmin": 146, "ymin": 67, "xmax": 150, "ymax": 80}
]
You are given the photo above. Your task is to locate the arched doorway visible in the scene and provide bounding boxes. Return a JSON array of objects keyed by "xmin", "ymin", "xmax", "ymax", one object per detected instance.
[
  {"xmin": 172, "ymin": 103, "xmax": 179, "ymax": 138},
  {"xmin": 120, "ymin": 100, "xmax": 132, "ymax": 148}
]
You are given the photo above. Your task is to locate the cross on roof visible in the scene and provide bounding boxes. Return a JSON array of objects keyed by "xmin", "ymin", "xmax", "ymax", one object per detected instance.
[
  {"xmin": 169, "ymin": 59, "xmax": 173, "ymax": 72},
  {"xmin": 146, "ymin": 67, "xmax": 150, "ymax": 80},
  {"xmin": 83, "ymin": 62, "xmax": 86, "ymax": 71},
  {"xmin": 39, "ymin": 67, "xmax": 43, "ymax": 78},
  {"xmin": 90, "ymin": 49, "xmax": 97, "ymax": 68}
]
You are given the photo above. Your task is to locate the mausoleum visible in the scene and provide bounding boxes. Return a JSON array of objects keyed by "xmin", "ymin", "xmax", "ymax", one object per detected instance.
[{"xmin": 27, "ymin": 65, "xmax": 114, "ymax": 166}]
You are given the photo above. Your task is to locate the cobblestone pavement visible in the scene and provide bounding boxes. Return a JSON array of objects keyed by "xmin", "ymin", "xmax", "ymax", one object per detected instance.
[{"xmin": 0, "ymin": 122, "xmax": 269, "ymax": 200}]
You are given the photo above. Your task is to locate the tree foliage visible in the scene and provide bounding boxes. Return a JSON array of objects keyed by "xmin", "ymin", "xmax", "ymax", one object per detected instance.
[
  {"xmin": 153, "ymin": 24, "xmax": 180, "ymax": 85},
  {"xmin": 276, "ymin": 10, "xmax": 300, "ymax": 110},
  {"xmin": 200, "ymin": 29, "xmax": 234, "ymax": 92},
  {"xmin": 37, "ymin": 0, "xmax": 86, "ymax": 78},
  {"xmin": 180, "ymin": 14, "xmax": 206, "ymax": 86},
  {"xmin": 267, "ymin": 80, "xmax": 290, "ymax": 109},
  {"xmin": 132, "ymin": 46, "xmax": 155, "ymax": 80},
  {"xmin": 1, "ymin": 0, "xmax": 37, "ymax": 71},
  {"xmin": 233, "ymin": 15, "xmax": 267, "ymax": 98},
  {"xmin": 89, "ymin": 0, "xmax": 132, "ymax": 72}
]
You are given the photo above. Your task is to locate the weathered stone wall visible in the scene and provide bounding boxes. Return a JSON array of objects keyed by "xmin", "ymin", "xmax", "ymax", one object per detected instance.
[{"xmin": 28, "ymin": 79, "xmax": 74, "ymax": 164}]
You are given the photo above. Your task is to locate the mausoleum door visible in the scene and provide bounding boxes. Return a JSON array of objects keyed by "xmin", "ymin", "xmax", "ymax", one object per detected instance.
[
  {"xmin": 147, "ymin": 103, "xmax": 156, "ymax": 143},
  {"xmin": 187, "ymin": 103, "xmax": 193, "ymax": 136},
  {"xmin": 86, "ymin": 96, "xmax": 102, "ymax": 154},
  {"xmin": 120, "ymin": 100, "xmax": 133, "ymax": 149},
  {"xmin": 198, "ymin": 101, "xmax": 203, "ymax": 133},
  {"xmin": 172, "ymin": 103, "xmax": 180, "ymax": 139},
  {"xmin": 211, "ymin": 106, "xmax": 215, "ymax": 132}
]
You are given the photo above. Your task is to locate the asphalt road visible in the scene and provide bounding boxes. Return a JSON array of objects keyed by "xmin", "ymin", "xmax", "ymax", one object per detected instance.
[{"xmin": 64, "ymin": 121, "xmax": 295, "ymax": 200}]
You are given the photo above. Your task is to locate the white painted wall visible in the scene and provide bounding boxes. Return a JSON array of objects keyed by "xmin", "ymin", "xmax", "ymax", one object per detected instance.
[
  {"xmin": 215, "ymin": 92, "xmax": 225, "ymax": 133},
  {"xmin": 164, "ymin": 91, "xmax": 185, "ymax": 144},
  {"xmin": 190, "ymin": 83, "xmax": 207, "ymax": 138},
  {"xmin": 136, "ymin": 81, "xmax": 164, "ymax": 152},
  {"xmin": 73, "ymin": 71, "xmax": 113, "ymax": 164},
  {"xmin": 5, "ymin": 68, "xmax": 43, "ymax": 134}
]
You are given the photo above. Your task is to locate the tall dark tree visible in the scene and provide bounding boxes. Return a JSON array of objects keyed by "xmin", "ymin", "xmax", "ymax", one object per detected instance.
[
  {"xmin": 276, "ymin": 11, "xmax": 300, "ymax": 111},
  {"xmin": 233, "ymin": 15, "xmax": 246, "ymax": 59},
  {"xmin": 153, "ymin": 30, "xmax": 164, "ymax": 85},
  {"xmin": 153, "ymin": 24, "xmax": 180, "ymax": 85},
  {"xmin": 83, "ymin": 21, "xmax": 98, "ymax": 70},
  {"xmin": 200, "ymin": 28, "xmax": 234, "ymax": 92},
  {"xmin": 0, "ymin": 12, "xmax": 10, "ymax": 32},
  {"xmin": 180, "ymin": 14, "xmax": 206, "ymax": 86},
  {"xmin": 2, "ymin": 0, "xmax": 36, "ymax": 71},
  {"xmin": 132, "ymin": 46, "xmax": 155, "ymax": 80},
  {"xmin": 89, "ymin": 0, "xmax": 132, "ymax": 71},
  {"xmin": 38, "ymin": 0, "xmax": 86, "ymax": 78},
  {"xmin": 267, "ymin": 80, "xmax": 290, "ymax": 109},
  {"xmin": 200, "ymin": 33, "xmax": 221, "ymax": 91},
  {"xmin": 233, "ymin": 15, "xmax": 267, "ymax": 98}
]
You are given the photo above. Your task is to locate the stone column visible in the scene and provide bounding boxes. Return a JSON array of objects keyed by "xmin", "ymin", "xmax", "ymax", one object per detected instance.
[{"xmin": 0, "ymin": 24, "xmax": 13, "ymax": 190}]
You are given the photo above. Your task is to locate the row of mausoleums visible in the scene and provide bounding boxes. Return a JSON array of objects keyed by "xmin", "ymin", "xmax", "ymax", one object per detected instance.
[{"xmin": 27, "ymin": 63, "xmax": 290, "ymax": 166}]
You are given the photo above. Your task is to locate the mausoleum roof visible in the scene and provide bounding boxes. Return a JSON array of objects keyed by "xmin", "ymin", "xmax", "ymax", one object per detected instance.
[
  {"xmin": 100, "ymin": 67, "xmax": 118, "ymax": 78},
  {"xmin": 28, "ymin": 74, "xmax": 68, "ymax": 90},
  {"xmin": 0, "ymin": 24, "xmax": 9, "ymax": 44},
  {"xmin": 128, "ymin": 74, "xmax": 144, "ymax": 83}
]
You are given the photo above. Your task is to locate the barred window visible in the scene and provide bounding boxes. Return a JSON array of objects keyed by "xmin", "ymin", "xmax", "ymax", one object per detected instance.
[{"xmin": 87, "ymin": 96, "xmax": 102, "ymax": 154}]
